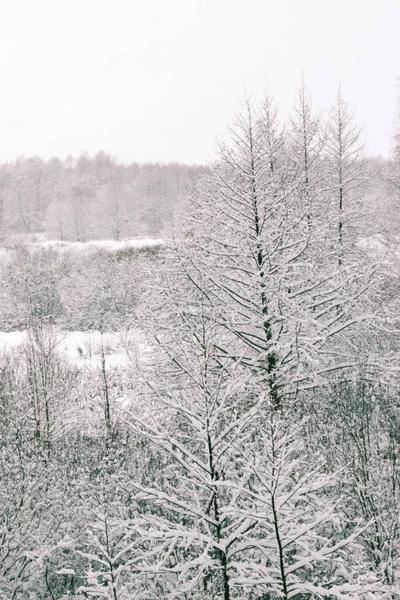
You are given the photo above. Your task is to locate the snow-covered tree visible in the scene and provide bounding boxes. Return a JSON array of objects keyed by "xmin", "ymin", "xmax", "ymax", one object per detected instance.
[
  {"xmin": 179, "ymin": 94, "xmax": 372, "ymax": 407},
  {"xmin": 382, "ymin": 83, "xmax": 400, "ymax": 237},
  {"xmin": 77, "ymin": 508, "xmax": 140, "ymax": 599},
  {"xmin": 94, "ymin": 180, "xmax": 132, "ymax": 241},
  {"xmin": 324, "ymin": 87, "xmax": 366, "ymax": 266},
  {"xmin": 16, "ymin": 322, "xmax": 77, "ymax": 449},
  {"xmin": 0, "ymin": 247, "xmax": 64, "ymax": 330},
  {"xmin": 311, "ymin": 378, "xmax": 400, "ymax": 592},
  {"xmin": 288, "ymin": 77, "xmax": 325, "ymax": 230},
  {"xmin": 228, "ymin": 403, "xmax": 387, "ymax": 599},
  {"xmin": 123, "ymin": 211, "xmax": 380, "ymax": 598},
  {"xmin": 128, "ymin": 282, "xmax": 382, "ymax": 598},
  {"xmin": 128, "ymin": 258, "xmax": 260, "ymax": 598}
]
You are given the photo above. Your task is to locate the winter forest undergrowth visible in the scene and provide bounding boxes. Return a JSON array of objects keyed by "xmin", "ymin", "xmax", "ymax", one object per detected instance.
[{"xmin": 1, "ymin": 84, "xmax": 400, "ymax": 599}]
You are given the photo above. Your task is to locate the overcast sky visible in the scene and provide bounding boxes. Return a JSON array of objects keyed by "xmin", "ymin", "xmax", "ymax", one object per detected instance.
[{"xmin": 0, "ymin": 0, "xmax": 399, "ymax": 164}]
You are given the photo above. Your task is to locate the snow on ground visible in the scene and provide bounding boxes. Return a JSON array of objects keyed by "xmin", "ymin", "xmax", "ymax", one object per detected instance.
[
  {"xmin": 0, "ymin": 237, "xmax": 164, "ymax": 262},
  {"xmin": 31, "ymin": 238, "xmax": 164, "ymax": 253},
  {"xmin": 357, "ymin": 234, "xmax": 400, "ymax": 271},
  {"xmin": 0, "ymin": 329, "xmax": 147, "ymax": 369},
  {"xmin": 357, "ymin": 234, "xmax": 389, "ymax": 254},
  {"xmin": 57, "ymin": 330, "xmax": 131, "ymax": 368},
  {"xmin": 0, "ymin": 330, "xmax": 28, "ymax": 352}
]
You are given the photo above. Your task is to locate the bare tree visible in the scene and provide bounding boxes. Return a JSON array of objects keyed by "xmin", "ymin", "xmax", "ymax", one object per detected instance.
[
  {"xmin": 181, "ymin": 95, "xmax": 372, "ymax": 405},
  {"xmin": 324, "ymin": 86, "xmax": 366, "ymax": 266}
]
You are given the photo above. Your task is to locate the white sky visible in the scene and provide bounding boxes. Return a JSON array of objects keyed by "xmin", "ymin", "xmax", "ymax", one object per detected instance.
[{"xmin": 0, "ymin": 0, "xmax": 399, "ymax": 164}]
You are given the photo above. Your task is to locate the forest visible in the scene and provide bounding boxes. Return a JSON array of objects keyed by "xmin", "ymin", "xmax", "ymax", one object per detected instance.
[
  {"xmin": 0, "ymin": 82, "xmax": 400, "ymax": 599},
  {"xmin": 0, "ymin": 155, "xmax": 203, "ymax": 241}
]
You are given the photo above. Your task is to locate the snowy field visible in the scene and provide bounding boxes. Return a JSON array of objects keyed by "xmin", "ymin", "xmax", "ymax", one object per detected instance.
[
  {"xmin": 0, "ymin": 237, "xmax": 159, "ymax": 369},
  {"xmin": 358, "ymin": 234, "xmax": 400, "ymax": 270},
  {"xmin": 0, "ymin": 236, "xmax": 164, "ymax": 261},
  {"xmin": 31, "ymin": 237, "xmax": 164, "ymax": 253},
  {"xmin": 357, "ymin": 234, "xmax": 389, "ymax": 254},
  {"xmin": 0, "ymin": 329, "xmax": 146, "ymax": 369}
]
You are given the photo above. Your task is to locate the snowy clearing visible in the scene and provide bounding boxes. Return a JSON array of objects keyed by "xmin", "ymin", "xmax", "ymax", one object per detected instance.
[
  {"xmin": 0, "ymin": 237, "xmax": 164, "ymax": 262},
  {"xmin": 31, "ymin": 238, "xmax": 164, "ymax": 253},
  {"xmin": 0, "ymin": 329, "xmax": 146, "ymax": 369},
  {"xmin": 357, "ymin": 234, "xmax": 389, "ymax": 254}
]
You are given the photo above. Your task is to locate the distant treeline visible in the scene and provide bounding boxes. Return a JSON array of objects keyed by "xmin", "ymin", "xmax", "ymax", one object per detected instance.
[{"xmin": 0, "ymin": 153, "xmax": 205, "ymax": 240}]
